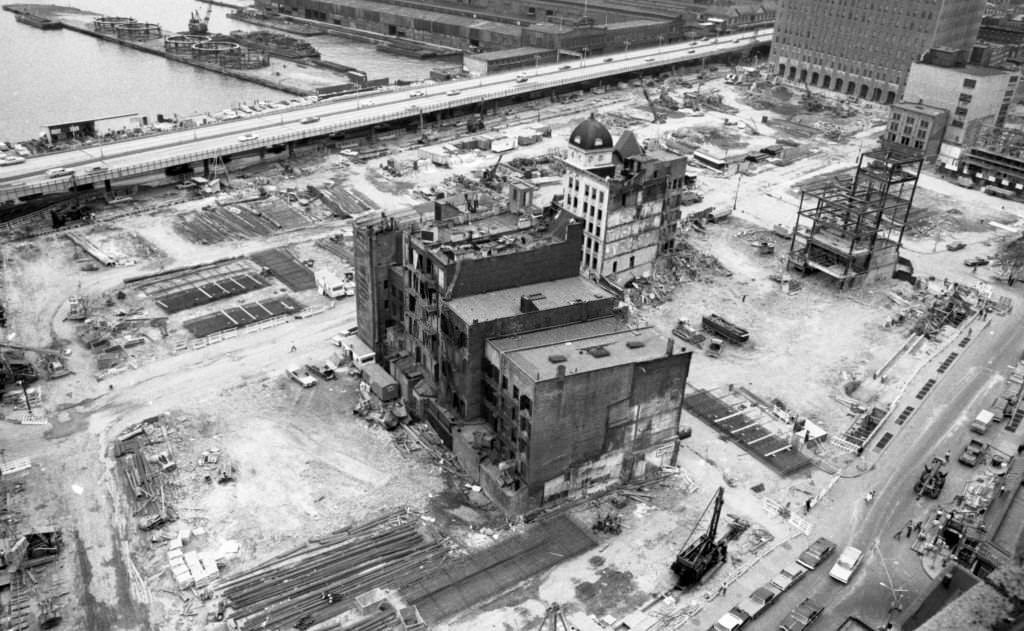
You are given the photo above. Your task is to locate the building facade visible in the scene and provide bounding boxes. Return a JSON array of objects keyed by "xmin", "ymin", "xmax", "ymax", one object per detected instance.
[
  {"xmin": 882, "ymin": 102, "xmax": 949, "ymax": 160},
  {"xmin": 770, "ymin": 0, "xmax": 987, "ymax": 103},
  {"xmin": 560, "ymin": 117, "xmax": 686, "ymax": 284},
  {"xmin": 958, "ymin": 124, "xmax": 1024, "ymax": 197},
  {"xmin": 903, "ymin": 57, "xmax": 1018, "ymax": 145}
]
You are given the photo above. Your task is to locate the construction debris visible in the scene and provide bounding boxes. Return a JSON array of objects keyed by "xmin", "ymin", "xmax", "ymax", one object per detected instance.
[{"xmin": 113, "ymin": 415, "xmax": 178, "ymax": 532}]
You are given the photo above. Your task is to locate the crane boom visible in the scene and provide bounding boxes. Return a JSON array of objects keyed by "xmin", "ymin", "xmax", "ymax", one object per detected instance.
[{"xmin": 670, "ymin": 486, "xmax": 728, "ymax": 588}]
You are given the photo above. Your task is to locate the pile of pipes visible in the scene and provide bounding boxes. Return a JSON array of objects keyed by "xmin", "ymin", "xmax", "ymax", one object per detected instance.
[
  {"xmin": 217, "ymin": 509, "xmax": 446, "ymax": 631},
  {"xmin": 113, "ymin": 415, "xmax": 178, "ymax": 532}
]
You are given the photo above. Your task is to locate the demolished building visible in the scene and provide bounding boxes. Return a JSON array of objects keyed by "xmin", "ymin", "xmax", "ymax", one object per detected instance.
[{"xmin": 354, "ymin": 164, "xmax": 691, "ymax": 515}]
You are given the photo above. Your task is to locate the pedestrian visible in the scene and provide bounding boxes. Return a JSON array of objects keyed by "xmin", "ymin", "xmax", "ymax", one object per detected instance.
[
  {"xmin": 894, "ymin": 528, "xmax": 902, "ymax": 541},
  {"xmin": 741, "ymin": 294, "xmax": 747, "ymax": 303},
  {"xmin": 914, "ymin": 520, "xmax": 923, "ymax": 533},
  {"xmin": 944, "ymin": 450, "xmax": 951, "ymax": 463},
  {"xmin": 967, "ymin": 327, "xmax": 972, "ymax": 337},
  {"xmin": 805, "ymin": 498, "xmax": 812, "ymax": 514},
  {"xmin": 1000, "ymin": 484, "xmax": 1007, "ymax": 495},
  {"xmin": 290, "ymin": 343, "xmax": 297, "ymax": 353},
  {"xmin": 906, "ymin": 523, "xmax": 913, "ymax": 538}
]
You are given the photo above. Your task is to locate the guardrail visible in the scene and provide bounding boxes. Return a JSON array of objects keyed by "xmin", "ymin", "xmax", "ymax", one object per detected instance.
[{"xmin": 0, "ymin": 34, "xmax": 771, "ymax": 203}]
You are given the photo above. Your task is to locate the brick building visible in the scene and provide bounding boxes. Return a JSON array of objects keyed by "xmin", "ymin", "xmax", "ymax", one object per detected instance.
[
  {"xmin": 882, "ymin": 102, "xmax": 948, "ymax": 161},
  {"xmin": 771, "ymin": 0, "xmax": 987, "ymax": 103},
  {"xmin": 560, "ymin": 116, "xmax": 686, "ymax": 284}
]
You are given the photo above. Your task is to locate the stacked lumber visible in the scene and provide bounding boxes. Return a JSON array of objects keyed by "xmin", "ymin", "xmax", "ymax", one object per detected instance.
[{"xmin": 218, "ymin": 509, "xmax": 446, "ymax": 631}]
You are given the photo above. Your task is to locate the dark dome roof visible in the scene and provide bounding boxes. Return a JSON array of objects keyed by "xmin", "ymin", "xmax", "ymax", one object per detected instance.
[{"xmin": 569, "ymin": 114, "xmax": 612, "ymax": 151}]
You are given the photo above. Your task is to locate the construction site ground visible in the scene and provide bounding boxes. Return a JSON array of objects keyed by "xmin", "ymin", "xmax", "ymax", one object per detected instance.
[{"xmin": 1, "ymin": 66, "xmax": 1022, "ymax": 631}]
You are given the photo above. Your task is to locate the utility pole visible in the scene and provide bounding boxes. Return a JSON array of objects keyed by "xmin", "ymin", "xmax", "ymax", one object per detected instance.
[
  {"xmin": 732, "ymin": 171, "xmax": 743, "ymax": 212},
  {"xmin": 874, "ymin": 540, "xmax": 909, "ymax": 622}
]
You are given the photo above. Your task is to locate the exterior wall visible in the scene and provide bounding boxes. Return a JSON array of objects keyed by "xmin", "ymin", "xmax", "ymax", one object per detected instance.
[
  {"xmin": 882, "ymin": 104, "xmax": 948, "ymax": 160},
  {"xmin": 903, "ymin": 63, "xmax": 1016, "ymax": 144},
  {"xmin": 444, "ymin": 295, "xmax": 620, "ymax": 418},
  {"xmin": 354, "ymin": 216, "xmax": 404, "ymax": 356},
  {"xmin": 771, "ymin": 0, "xmax": 986, "ymax": 102},
  {"xmin": 464, "ymin": 48, "xmax": 558, "ymax": 75},
  {"xmin": 486, "ymin": 347, "xmax": 690, "ymax": 503}
]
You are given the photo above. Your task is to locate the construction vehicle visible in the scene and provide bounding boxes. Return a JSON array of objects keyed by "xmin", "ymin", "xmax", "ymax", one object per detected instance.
[
  {"xmin": 672, "ymin": 319, "xmax": 706, "ymax": 346},
  {"xmin": 481, "ymin": 153, "xmax": 504, "ymax": 189},
  {"xmin": 641, "ymin": 86, "xmax": 667, "ymax": 123},
  {"xmin": 701, "ymin": 314, "xmax": 749, "ymax": 345},
  {"xmin": 672, "ymin": 486, "xmax": 728, "ymax": 588},
  {"xmin": 914, "ymin": 457, "xmax": 947, "ymax": 499},
  {"xmin": 466, "ymin": 113, "xmax": 485, "ymax": 133},
  {"xmin": 536, "ymin": 604, "xmax": 572, "ymax": 630},
  {"xmin": 65, "ymin": 296, "xmax": 88, "ymax": 321},
  {"xmin": 0, "ymin": 343, "xmax": 71, "ymax": 383},
  {"xmin": 705, "ymin": 337, "xmax": 723, "ymax": 358},
  {"xmin": 800, "ymin": 80, "xmax": 823, "ymax": 112},
  {"xmin": 188, "ymin": 2, "xmax": 212, "ymax": 35},
  {"xmin": 658, "ymin": 89, "xmax": 679, "ymax": 110}
]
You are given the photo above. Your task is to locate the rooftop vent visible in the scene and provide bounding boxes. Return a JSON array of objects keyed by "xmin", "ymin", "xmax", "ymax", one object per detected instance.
[
  {"xmin": 584, "ymin": 346, "xmax": 610, "ymax": 358},
  {"xmin": 548, "ymin": 354, "xmax": 567, "ymax": 363},
  {"xmin": 626, "ymin": 340, "xmax": 646, "ymax": 349}
]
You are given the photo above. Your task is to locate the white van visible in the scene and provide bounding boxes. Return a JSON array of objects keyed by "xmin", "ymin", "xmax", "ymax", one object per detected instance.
[{"xmin": 971, "ymin": 409, "xmax": 995, "ymax": 435}]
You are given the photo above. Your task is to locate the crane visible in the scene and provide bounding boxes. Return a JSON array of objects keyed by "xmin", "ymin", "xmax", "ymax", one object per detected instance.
[
  {"xmin": 481, "ymin": 153, "xmax": 504, "ymax": 188},
  {"xmin": 640, "ymin": 85, "xmax": 666, "ymax": 124},
  {"xmin": 536, "ymin": 604, "xmax": 572, "ymax": 631},
  {"xmin": 671, "ymin": 486, "xmax": 728, "ymax": 588},
  {"xmin": 188, "ymin": 2, "xmax": 213, "ymax": 35}
]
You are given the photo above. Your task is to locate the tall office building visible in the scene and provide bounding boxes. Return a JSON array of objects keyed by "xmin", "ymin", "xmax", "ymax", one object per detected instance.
[{"xmin": 771, "ymin": 0, "xmax": 987, "ymax": 103}]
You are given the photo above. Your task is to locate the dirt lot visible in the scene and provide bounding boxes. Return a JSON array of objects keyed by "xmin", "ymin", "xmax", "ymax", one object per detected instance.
[{"xmin": 2, "ymin": 63, "xmax": 1022, "ymax": 631}]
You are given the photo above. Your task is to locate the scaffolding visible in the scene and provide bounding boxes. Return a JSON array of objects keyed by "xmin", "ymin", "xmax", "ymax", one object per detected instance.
[{"xmin": 787, "ymin": 149, "xmax": 922, "ymax": 289}]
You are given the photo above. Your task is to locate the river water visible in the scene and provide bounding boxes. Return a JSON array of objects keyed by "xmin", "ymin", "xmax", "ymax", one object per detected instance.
[{"xmin": 0, "ymin": 0, "xmax": 458, "ymax": 142}]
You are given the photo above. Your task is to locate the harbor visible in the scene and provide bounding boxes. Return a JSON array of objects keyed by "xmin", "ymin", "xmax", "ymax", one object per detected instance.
[{"xmin": 2, "ymin": 4, "xmax": 370, "ymax": 96}]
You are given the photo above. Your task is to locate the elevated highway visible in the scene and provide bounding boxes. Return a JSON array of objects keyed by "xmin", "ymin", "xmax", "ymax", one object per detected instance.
[{"xmin": 0, "ymin": 29, "xmax": 771, "ymax": 204}]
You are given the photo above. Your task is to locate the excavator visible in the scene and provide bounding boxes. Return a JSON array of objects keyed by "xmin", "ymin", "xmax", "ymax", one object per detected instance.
[
  {"xmin": 641, "ymin": 85, "xmax": 667, "ymax": 124},
  {"xmin": 671, "ymin": 486, "xmax": 728, "ymax": 588},
  {"xmin": 0, "ymin": 342, "xmax": 71, "ymax": 386},
  {"xmin": 800, "ymin": 80, "xmax": 824, "ymax": 112},
  {"xmin": 481, "ymin": 153, "xmax": 504, "ymax": 190}
]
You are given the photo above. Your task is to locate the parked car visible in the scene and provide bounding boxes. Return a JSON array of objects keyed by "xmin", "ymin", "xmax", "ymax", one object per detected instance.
[
  {"xmin": 45, "ymin": 167, "xmax": 74, "ymax": 179},
  {"xmin": 797, "ymin": 537, "xmax": 836, "ymax": 570},
  {"xmin": 946, "ymin": 241, "xmax": 966, "ymax": 251},
  {"xmin": 959, "ymin": 439, "xmax": 987, "ymax": 467},
  {"xmin": 286, "ymin": 365, "xmax": 316, "ymax": 388},
  {"xmin": 735, "ymin": 585, "xmax": 779, "ymax": 620},
  {"xmin": 339, "ymin": 149, "xmax": 359, "ymax": 158},
  {"xmin": 306, "ymin": 362, "xmax": 336, "ymax": 381},
  {"xmin": 964, "ymin": 256, "xmax": 989, "ymax": 267},
  {"xmin": 770, "ymin": 562, "xmax": 808, "ymax": 592},
  {"xmin": 709, "ymin": 609, "xmax": 747, "ymax": 631},
  {"xmin": 0, "ymin": 155, "xmax": 26, "ymax": 166},
  {"xmin": 237, "ymin": 133, "xmax": 259, "ymax": 142},
  {"xmin": 778, "ymin": 597, "xmax": 825, "ymax": 631},
  {"xmin": 300, "ymin": 116, "xmax": 320, "ymax": 124},
  {"xmin": 829, "ymin": 546, "xmax": 864, "ymax": 584}
]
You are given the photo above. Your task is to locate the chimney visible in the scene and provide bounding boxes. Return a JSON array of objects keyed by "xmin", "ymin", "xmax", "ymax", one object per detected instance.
[
  {"xmin": 556, "ymin": 364, "xmax": 566, "ymax": 380},
  {"xmin": 434, "ymin": 200, "xmax": 443, "ymax": 221},
  {"xmin": 666, "ymin": 338, "xmax": 674, "ymax": 356}
]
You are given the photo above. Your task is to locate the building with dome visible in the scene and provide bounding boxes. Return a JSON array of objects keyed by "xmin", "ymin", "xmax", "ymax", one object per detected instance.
[{"xmin": 561, "ymin": 115, "xmax": 688, "ymax": 284}]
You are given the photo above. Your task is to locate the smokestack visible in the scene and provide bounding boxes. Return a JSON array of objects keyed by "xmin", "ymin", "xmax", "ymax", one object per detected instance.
[{"xmin": 666, "ymin": 338, "xmax": 674, "ymax": 356}]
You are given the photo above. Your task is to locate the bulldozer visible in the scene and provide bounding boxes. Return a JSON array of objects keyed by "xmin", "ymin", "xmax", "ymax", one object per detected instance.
[{"xmin": 914, "ymin": 457, "xmax": 947, "ymax": 499}]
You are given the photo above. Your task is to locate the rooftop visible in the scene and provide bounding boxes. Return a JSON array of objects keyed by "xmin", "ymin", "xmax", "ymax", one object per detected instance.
[
  {"xmin": 894, "ymin": 101, "xmax": 949, "ymax": 117},
  {"xmin": 467, "ymin": 46, "xmax": 554, "ymax": 61},
  {"xmin": 916, "ymin": 60, "xmax": 1013, "ymax": 77},
  {"xmin": 446, "ymin": 275, "xmax": 615, "ymax": 324},
  {"xmin": 492, "ymin": 324, "xmax": 683, "ymax": 382},
  {"xmin": 413, "ymin": 207, "xmax": 575, "ymax": 262}
]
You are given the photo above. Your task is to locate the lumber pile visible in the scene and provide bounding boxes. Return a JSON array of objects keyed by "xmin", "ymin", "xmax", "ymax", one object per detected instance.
[
  {"xmin": 217, "ymin": 509, "xmax": 446, "ymax": 631},
  {"xmin": 113, "ymin": 415, "xmax": 177, "ymax": 531}
]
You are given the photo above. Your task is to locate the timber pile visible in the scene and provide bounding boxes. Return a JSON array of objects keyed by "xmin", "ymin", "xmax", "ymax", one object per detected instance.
[
  {"xmin": 218, "ymin": 509, "xmax": 446, "ymax": 631},
  {"xmin": 113, "ymin": 415, "xmax": 178, "ymax": 531}
]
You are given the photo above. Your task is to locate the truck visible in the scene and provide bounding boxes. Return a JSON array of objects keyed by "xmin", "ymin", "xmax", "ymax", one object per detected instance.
[
  {"xmin": 672, "ymin": 319, "xmax": 706, "ymax": 346},
  {"xmin": 701, "ymin": 314, "xmax": 749, "ymax": 345},
  {"xmin": 958, "ymin": 439, "xmax": 987, "ymax": 467},
  {"xmin": 971, "ymin": 409, "xmax": 995, "ymax": 435},
  {"xmin": 315, "ymin": 268, "xmax": 354, "ymax": 299},
  {"xmin": 914, "ymin": 457, "xmax": 947, "ymax": 499}
]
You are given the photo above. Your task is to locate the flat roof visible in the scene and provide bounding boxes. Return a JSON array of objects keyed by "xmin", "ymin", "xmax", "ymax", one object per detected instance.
[
  {"xmin": 446, "ymin": 275, "xmax": 614, "ymax": 324},
  {"xmin": 915, "ymin": 61, "xmax": 1011, "ymax": 77},
  {"xmin": 894, "ymin": 101, "xmax": 948, "ymax": 116},
  {"xmin": 468, "ymin": 46, "xmax": 552, "ymax": 61},
  {"xmin": 493, "ymin": 324, "xmax": 682, "ymax": 382}
]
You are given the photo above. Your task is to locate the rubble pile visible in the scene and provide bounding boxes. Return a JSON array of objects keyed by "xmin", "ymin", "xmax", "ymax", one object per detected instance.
[{"xmin": 112, "ymin": 415, "xmax": 179, "ymax": 532}]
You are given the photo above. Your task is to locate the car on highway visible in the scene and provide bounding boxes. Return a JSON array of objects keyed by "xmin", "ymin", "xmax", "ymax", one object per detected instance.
[
  {"xmin": 286, "ymin": 365, "xmax": 316, "ymax": 388},
  {"xmin": 446, "ymin": 89, "xmax": 461, "ymax": 96},
  {"xmin": 559, "ymin": 64, "xmax": 572, "ymax": 70},
  {"xmin": 644, "ymin": 56, "xmax": 656, "ymax": 62},
  {"xmin": 769, "ymin": 562, "xmax": 808, "ymax": 592},
  {"xmin": 964, "ymin": 256, "xmax": 989, "ymax": 268},
  {"xmin": 796, "ymin": 537, "xmax": 836, "ymax": 570},
  {"xmin": 778, "ymin": 597, "xmax": 824, "ymax": 631},
  {"xmin": 408, "ymin": 90, "xmax": 426, "ymax": 98},
  {"xmin": 735, "ymin": 584, "xmax": 779, "ymax": 620},
  {"xmin": 300, "ymin": 116, "xmax": 320, "ymax": 124},
  {"xmin": 85, "ymin": 165, "xmax": 108, "ymax": 174},
  {"xmin": 829, "ymin": 546, "xmax": 864, "ymax": 584},
  {"xmin": 0, "ymin": 155, "xmax": 26, "ymax": 166},
  {"xmin": 603, "ymin": 57, "xmax": 615, "ymax": 62},
  {"xmin": 515, "ymin": 73, "xmax": 529, "ymax": 83},
  {"xmin": 708, "ymin": 609, "xmax": 747, "ymax": 631},
  {"xmin": 45, "ymin": 167, "xmax": 74, "ymax": 179},
  {"xmin": 237, "ymin": 133, "xmax": 260, "ymax": 142}
]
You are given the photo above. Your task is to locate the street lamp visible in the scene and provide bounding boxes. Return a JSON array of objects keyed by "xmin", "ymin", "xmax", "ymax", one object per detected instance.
[{"xmin": 580, "ymin": 47, "xmax": 589, "ymax": 68}]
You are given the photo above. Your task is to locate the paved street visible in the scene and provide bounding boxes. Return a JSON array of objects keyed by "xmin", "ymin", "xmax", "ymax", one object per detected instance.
[{"xmin": 748, "ymin": 295, "xmax": 1024, "ymax": 631}]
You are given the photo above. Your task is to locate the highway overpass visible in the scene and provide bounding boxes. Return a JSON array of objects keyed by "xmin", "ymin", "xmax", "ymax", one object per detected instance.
[{"xmin": 0, "ymin": 29, "xmax": 771, "ymax": 205}]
